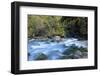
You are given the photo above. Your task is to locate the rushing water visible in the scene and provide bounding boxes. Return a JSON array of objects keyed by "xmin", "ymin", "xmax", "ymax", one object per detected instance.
[{"xmin": 28, "ymin": 38, "xmax": 87, "ymax": 61}]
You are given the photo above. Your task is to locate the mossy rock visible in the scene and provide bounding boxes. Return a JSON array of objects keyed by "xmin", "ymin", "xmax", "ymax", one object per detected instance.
[
  {"xmin": 60, "ymin": 55, "xmax": 74, "ymax": 59},
  {"xmin": 63, "ymin": 44, "xmax": 79, "ymax": 55},
  {"xmin": 35, "ymin": 53, "xmax": 48, "ymax": 60},
  {"xmin": 78, "ymin": 47, "xmax": 87, "ymax": 52},
  {"xmin": 59, "ymin": 44, "xmax": 88, "ymax": 59}
]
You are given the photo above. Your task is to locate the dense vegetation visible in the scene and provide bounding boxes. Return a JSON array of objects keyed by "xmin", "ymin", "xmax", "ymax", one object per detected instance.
[{"xmin": 28, "ymin": 15, "xmax": 88, "ymax": 40}]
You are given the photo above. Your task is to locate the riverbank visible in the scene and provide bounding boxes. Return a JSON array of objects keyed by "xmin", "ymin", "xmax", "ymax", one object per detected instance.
[{"xmin": 28, "ymin": 35, "xmax": 87, "ymax": 43}]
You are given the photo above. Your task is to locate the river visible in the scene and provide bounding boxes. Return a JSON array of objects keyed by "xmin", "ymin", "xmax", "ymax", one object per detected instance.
[{"xmin": 28, "ymin": 38, "xmax": 87, "ymax": 61}]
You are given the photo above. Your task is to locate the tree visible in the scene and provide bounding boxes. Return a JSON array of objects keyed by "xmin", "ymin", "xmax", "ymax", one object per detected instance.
[
  {"xmin": 61, "ymin": 16, "xmax": 88, "ymax": 39},
  {"xmin": 28, "ymin": 15, "xmax": 88, "ymax": 40},
  {"xmin": 28, "ymin": 15, "xmax": 65, "ymax": 38}
]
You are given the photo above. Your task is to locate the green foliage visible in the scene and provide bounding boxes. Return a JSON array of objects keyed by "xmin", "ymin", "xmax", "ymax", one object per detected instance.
[
  {"xmin": 61, "ymin": 17, "xmax": 88, "ymax": 39},
  {"xmin": 28, "ymin": 15, "xmax": 88, "ymax": 40},
  {"xmin": 28, "ymin": 15, "xmax": 65, "ymax": 38}
]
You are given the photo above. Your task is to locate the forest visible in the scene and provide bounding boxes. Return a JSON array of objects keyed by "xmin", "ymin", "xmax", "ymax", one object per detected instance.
[{"xmin": 28, "ymin": 15, "xmax": 88, "ymax": 40}]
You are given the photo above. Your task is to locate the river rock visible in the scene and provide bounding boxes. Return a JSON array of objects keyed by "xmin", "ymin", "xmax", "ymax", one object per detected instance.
[
  {"xmin": 54, "ymin": 36, "xmax": 61, "ymax": 42},
  {"xmin": 82, "ymin": 52, "xmax": 88, "ymax": 58},
  {"xmin": 74, "ymin": 50, "xmax": 82, "ymax": 58}
]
